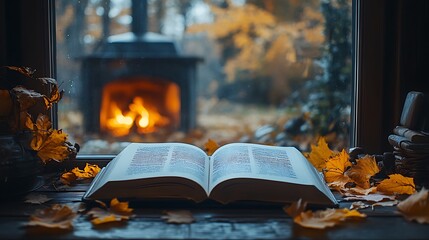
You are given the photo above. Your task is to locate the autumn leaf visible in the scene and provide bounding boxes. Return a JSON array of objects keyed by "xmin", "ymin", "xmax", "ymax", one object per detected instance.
[
  {"xmin": 371, "ymin": 200, "xmax": 399, "ymax": 210},
  {"xmin": 204, "ymin": 138, "xmax": 219, "ymax": 156},
  {"xmin": 343, "ymin": 193, "xmax": 396, "ymax": 202},
  {"xmin": 346, "ymin": 155, "xmax": 380, "ymax": 189},
  {"xmin": 87, "ymin": 198, "xmax": 133, "ymax": 225},
  {"xmin": 60, "ymin": 172, "xmax": 78, "ymax": 186},
  {"xmin": 24, "ymin": 193, "xmax": 52, "ymax": 204},
  {"xmin": 306, "ymin": 137, "xmax": 335, "ymax": 171},
  {"xmin": 283, "ymin": 199, "xmax": 307, "ymax": 218},
  {"xmin": 349, "ymin": 201, "xmax": 370, "ymax": 210},
  {"xmin": 12, "ymin": 86, "xmax": 47, "ymax": 112},
  {"xmin": 27, "ymin": 204, "xmax": 76, "ymax": 230},
  {"xmin": 397, "ymin": 188, "xmax": 429, "ymax": 224},
  {"xmin": 161, "ymin": 210, "xmax": 195, "ymax": 224},
  {"xmin": 72, "ymin": 163, "xmax": 101, "ymax": 179},
  {"xmin": 35, "ymin": 129, "xmax": 70, "ymax": 163},
  {"xmin": 324, "ymin": 149, "xmax": 352, "ymax": 183},
  {"xmin": 292, "ymin": 208, "xmax": 366, "ymax": 229},
  {"xmin": 4, "ymin": 66, "xmax": 35, "ymax": 78},
  {"xmin": 377, "ymin": 174, "xmax": 416, "ymax": 195}
]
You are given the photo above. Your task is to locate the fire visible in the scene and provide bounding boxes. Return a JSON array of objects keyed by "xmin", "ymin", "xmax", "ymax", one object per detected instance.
[{"xmin": 106, "ymin": 97, "xmax": 170, "ymax": 136}]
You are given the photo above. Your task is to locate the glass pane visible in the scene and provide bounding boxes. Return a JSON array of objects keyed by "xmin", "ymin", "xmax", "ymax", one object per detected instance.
[{"xmin": 56, "ymin": 0, "xmax": 353, "ymax": 155}]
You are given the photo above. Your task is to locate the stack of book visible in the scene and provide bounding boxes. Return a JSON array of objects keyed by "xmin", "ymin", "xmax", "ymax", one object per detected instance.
[{"xmin": 388, "ymin": 91, "xmax": 429, "ymax": 187}]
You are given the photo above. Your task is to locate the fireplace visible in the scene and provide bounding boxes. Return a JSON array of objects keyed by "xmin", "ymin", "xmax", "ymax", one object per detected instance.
[{"xmin": 80, "ymin": 0, "xmax": 201, "ymax": 136}]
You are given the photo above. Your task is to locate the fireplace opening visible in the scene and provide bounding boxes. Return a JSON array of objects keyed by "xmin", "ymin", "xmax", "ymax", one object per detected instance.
[{"xmin": 100, "ymin": 77, "xmax": 180, "ymax": 137}]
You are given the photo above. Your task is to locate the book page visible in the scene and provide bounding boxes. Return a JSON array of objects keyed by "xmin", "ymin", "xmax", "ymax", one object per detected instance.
[
  {"xmin": 107, "ymin": 143, "xmax": 210, "ymax": 192},
  {"xmin": 209, "ymin": 143, "xmax": 315, "ymax": 191}
]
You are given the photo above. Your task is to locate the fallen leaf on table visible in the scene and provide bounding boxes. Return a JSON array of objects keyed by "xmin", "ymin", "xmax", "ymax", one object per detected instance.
[
  {"xmin": 350, "ymin": 201, "xmax": 370, "ymax": 210},
  {"xmin": 371, "ymin": 200, "xmax": 399, "ymax": 210},
  {"xmin": 344, "ymin": 186, "xmax": 377, "ymax": 196},
  {"xmin": 26, "ymin": 204, "xmax": 76, "ymax": 230},
  {"xmin": 60, "ymin": 163, "xmax": 101, "ymax": 185},
  {"xmin": 346, "ymin": 155, "xmax": 380, "ymax": 189},
  {"xmin": 87, "ymin": 198, "xmax": 133, "ymax": 225},
  {"xmin": 343, "ymin": 193, "xmax": 396, "ymax": 202},
  {"xmin": 162, "ymin": 210, "xmax": 195, "ymax": 224},
  {"xmin": 397, "ymin": 188, "xmax": 429, "ymax": 224},
  {"xmin": 24, "ymin": 193, "xmax": 52, "ymax": 204},
  {"xmin": 283, "ymin": 198, "xmax": 307, "ymax": 218},
  {"xmin": 204, "ymin": 139, "xmax": 219, "ymax": 156},
  {"xmin": 306, "ymin": 137, "xmax": 335, "ymax": 171},
  {"xmin": 324, "ymin": 149, "xmax": 352, "ymax": 183},
  {"xmin": 292, "ymin": 208, "xmax": 366, "ymax": 229},
  {"xmin": 377, "ymin": 174, "xmax": 416, "ymax": 195},
  {"xmin": 72, "ymin": 163, "xmax": 101, "ymax": 179}
]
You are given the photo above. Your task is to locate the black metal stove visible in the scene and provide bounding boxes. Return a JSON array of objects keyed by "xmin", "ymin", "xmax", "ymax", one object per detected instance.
[{"xmin": 80, "ymin": 0, "xmax": 201, "ymax": 134}]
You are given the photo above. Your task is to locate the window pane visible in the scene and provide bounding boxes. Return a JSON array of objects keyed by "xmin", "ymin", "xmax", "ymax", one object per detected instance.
[{"xmin": 56, "ymin": 0, "xmax": 353, "ymax": 154}]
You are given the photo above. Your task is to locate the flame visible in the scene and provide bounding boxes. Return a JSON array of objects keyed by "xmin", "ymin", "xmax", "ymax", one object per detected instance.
[{"xmin": 105, "ymin": 97, "xmax": 170, "ymax": 136}]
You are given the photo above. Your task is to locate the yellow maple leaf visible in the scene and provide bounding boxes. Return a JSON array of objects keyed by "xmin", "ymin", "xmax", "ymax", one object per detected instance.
[
  {"xmin": 306, "ymin": 137, "xmax": 335, "ymax": 171},
  {"xmin": 71, "ymin": 163, "xmax": 101, "ymax": 179},
  {"xmin": 35, "ymin": 129, "xmax": 70, "ymax": 163},
  {"xmin": 204, "ymin": 138, "xmax": 220, "ymax": 156},
  {"xmin": 87, "ymin": 198, "xmax": 133, "ymax": 225},
  {"xmin": 293, "ymin": 208, "xmax": 366, "ymax": 229},
  {"xmin": 377, "ymin": 174, "xmax": 416, "ymax": 195},
  {"xmin": 346, "ymin": 155, "xmax": 380, "ymax": 189},
  {"xmin": 324, "ymin": 149, "xmax": 352, "ymax": 183},
  {"xmin": 26, "ymin": 204, "xmax": 76, "ymax": 230},
  {"xmin": 397, "ymin": 188, "xmax": 429, "ymax": 224}
]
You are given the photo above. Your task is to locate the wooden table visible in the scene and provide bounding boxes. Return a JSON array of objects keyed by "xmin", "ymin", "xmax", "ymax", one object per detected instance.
[{"xmin": 1, "ymin": 166, "xmax": 428, "ymax": 239}]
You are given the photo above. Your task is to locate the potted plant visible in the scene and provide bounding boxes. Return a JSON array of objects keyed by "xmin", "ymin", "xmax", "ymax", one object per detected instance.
[{"xmin": 0, "ymin": 66, "xmax": 78, "ymax": 196}]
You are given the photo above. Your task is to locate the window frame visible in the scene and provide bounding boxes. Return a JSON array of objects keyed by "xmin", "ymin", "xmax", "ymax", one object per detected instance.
[{"xmin": 2, "ymin": 0, "xmax": 403, "ymax": 162}]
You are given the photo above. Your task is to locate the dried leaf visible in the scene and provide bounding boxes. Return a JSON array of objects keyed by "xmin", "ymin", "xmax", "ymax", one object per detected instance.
[
  {"xmin": 24, "ymin": 193, "xmax": 52, "ymax": 204},
  {"xmin": 5, "ymin": 66, "xmax": 35, "ymax": 78},
  {"xmin": 35, "ymin": 130, "xmax": 70, "ymax": 163},
  {"xmin": 283, "ymin": 199, "xmax": 307, "ymax": 218},
  {"xmin": 87, "ymin": 198, "xmax": 133, "ymax": 225},
  {"xmin": 377, "ymin": 174, "xmax": 416, "ymax": 195},
  {"xmin": 72, "ymin": 163, "xmax": 101, "ymax": 179},
  {"xmin": 27, "ymin": 204, "xmax": 76, "ymax": 230},
  {"xmin": 162, "ymin": 210, "xmax": 195, "ymax": 224},
  {"xmin": 346, "ymin": 155, "xmax": 380, "ymax": 189},
  {"xmin": 343, "ymin": 193, "xmax": 396, "ymax": 202},
  {"xmin": 350, "ymin": 201, "xmax": 370, "ymax": 210},
  {"xmin": 293, "ymin": 208, "xmax": 366, "ymax": 229},
  {"xmin": 60, "ymin": 172, "xmax": 77, "ymax": 186},
  {"xmin": 12, "ymin": 86, "xmax": 46, "ymax": 111},
  {"xmin": 204, "ymin": 138, "xmax": 219, "ymax": 156},
  {"xmin": 306, "ymin": 137, "xmax": 335, "ymax": 171},
  {"xmin": 371, "ymin": 200, "xmax": 399, "ymax": 210},
  {"xmin": 324, "ymin": 149, "xmax": 352, "ymax": 183},
  {"xmin": 397, "ymin": 188, "xmax": 429, "ymax": 224}
]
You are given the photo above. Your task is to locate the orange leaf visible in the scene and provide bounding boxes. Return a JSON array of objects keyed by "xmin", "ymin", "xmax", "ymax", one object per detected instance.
[
  {"xmin": 324, "ymin": 149, "xmax": 352, "ymax": 183},
  {"xmin": 377, "ymin": 174, "xmax": 416, "ymax": 195},
  {"xmin": 293, "ymin": 208, "xmax": 366, "ymax": 229},
  {"xmin": 346, "ymin": 155, "xmax": 380, "ymax": 189},
  {"xmin": 87, "ymin": 198, "xmax": 133, "ymax": 225},
  {"xmin": 306, "ymin": 137, "xmax": 335, "ymax": 171},
  {"xmin": 204, "ymin": 138, "xmax": 219, "ymax": 156},
  {"xmin": 283, "ymin": 199, "xmax": 307, "ymax": 218},
  {"xmin": 27, "ymin": 204, "xmax": 76, "ymax": 230},
  {"xmin": 72, "ymin": 163, "xmax": 101, "ymax": 179},
  {"xmin": 397, "ymin": 188, "xmax": 429, "ymax": 224},
  {"xmin": 36, "ymin": 130, "xmax": 70, "ymax": 163},
  {"xmin": 60, "ymin": 172, "xmax": 78, "ymax": 185},
  {"xmin": 161, "ymin": 210, "xmax": 195, "ymax": 224}
]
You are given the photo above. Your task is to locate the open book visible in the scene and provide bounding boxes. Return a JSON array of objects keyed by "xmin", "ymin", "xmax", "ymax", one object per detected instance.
[{"xmin": 83, "ymin": 142, "xmax": 338, "ymax": 206}]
